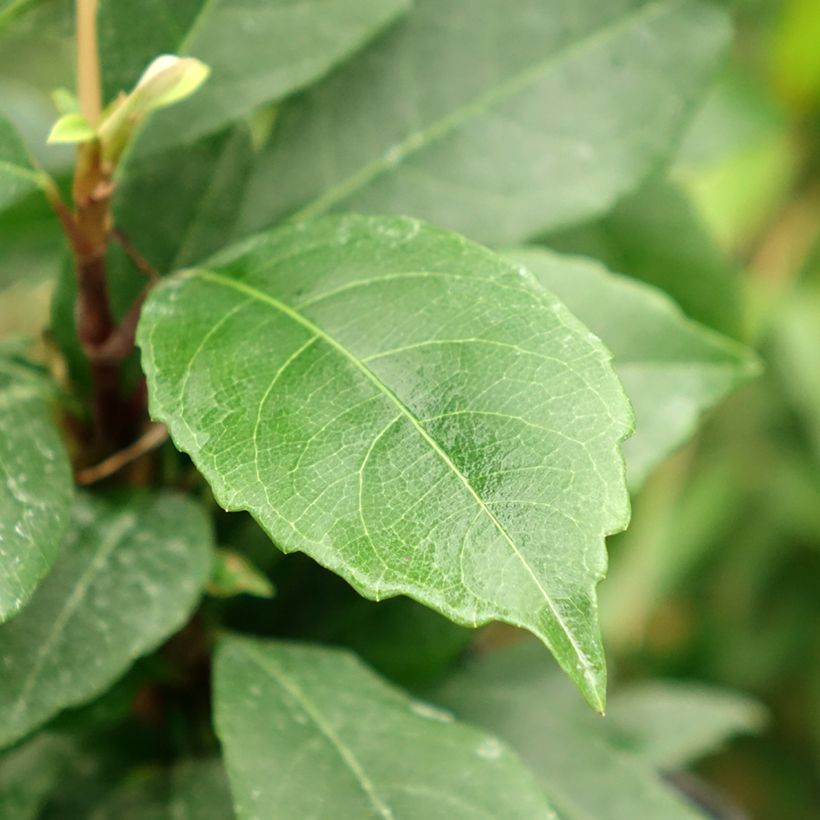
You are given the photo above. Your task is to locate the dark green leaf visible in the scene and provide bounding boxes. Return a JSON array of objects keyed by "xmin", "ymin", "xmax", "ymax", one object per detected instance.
[
  {"xmin": 0, "ymin": 492, "xmax": 212, "ymax": 749},
  {"xmin": 100, "ymin": 0, "xmax": 411, "ymax": 153},
  {"xmin": 215, "ymin": 636, "xmax": 559, "ymax": 819},
  {"xmin": 506, "ymin": 247, "xmax": 759, "ymax": 488},
  {"xmin": 138, "ymin": 214, "xmax": 633, "ymax": 709},
  {"xmin": 0, "ymin": 353, "xmax": 72, "ymax": 623},
  {"xmin": 238, "ymin": 0, "xmax": 731, "ymax": 244},
  {"xmin": 0, "ymin": 110, "xmax": 41, "ymax": 209}
]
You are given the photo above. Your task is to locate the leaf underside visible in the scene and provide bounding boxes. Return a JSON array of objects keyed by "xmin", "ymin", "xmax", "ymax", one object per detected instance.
[{"xmin": 138, "ymin": 214, "xmax": 632, "ymax": 709}]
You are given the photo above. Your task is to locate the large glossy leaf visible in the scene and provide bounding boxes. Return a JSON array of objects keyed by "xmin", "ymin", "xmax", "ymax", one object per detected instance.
[
  {"xmin": 543, "ymin": 176, "xmax": 743, "ymax": 338},
  {"xmin": 215, "ymin": 637, "xmax": 559, "ymax": 819},
  {"xmin": 506, "ymin": 248, "xmax": 759, "ymax": 488},
  {"xmin": 434, "ymin": 643, "xmax": 715, "ymax": 820},
  {"xmin": 99, "ymin": 0, "xmax": 411, "ymax": 154},
  {"xmin": 0, "ymin": 492, "xmax": 212, "ymax": 749},
  {"xmin": 0, "ymin": 111, "xmax": 41, "ymax": 209},
  {"xmin": 0, "ymin": 354, "xmax": 72, "ymax": 623},
  {"xmin": 138, "ymin": 214, "xmax": 632, "ymax": 709},
  {"xmin": 237, "ymin": 0, "xmax": 731, "ymax": 244}
]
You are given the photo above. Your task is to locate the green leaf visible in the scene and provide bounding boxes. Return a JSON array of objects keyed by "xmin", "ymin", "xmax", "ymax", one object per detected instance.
[
  {"xmin": 114, "ymin": 124, "xmax": 255, "ymax": 273},
  {"xmin": 0, "ymin": 354, "xmax": 72, "ymax": 623},
  {"xmin": 0, "ymin": 733, "xmax": 72, "ymax": 820},
  {"xmin": 0, "ymin": 492, "xmax": 212, "ymax": 750},
  {"xmin": 209, "ymin": 548, "xmax": 275, "ymax": 599},
  {"xmin": 99, "ymin": 0, "xmax": 411, "ymax": 154},
  {"xmin": 138, "ymin": 214, "xmax": 633, "ymax": 710},
  {"xmin": 88, "ymin": 758, "xmax": 234, "ymax": 820},
  {"xmin": 0, "ymin": 111, "xmax": 41, "ymax": 209},
  {"xmin": 434, "ymin": 643, "xmax": 709, "ymax": 820},
  {"xmin": 215, "ymin": 636, "xmax": 559, "ymax": 819},
  {"xmin": 505, "ymin": 248, "xmax": 760, "ymax": 488},
  {"xmin": 543, "ymin": 176, "xmax": 743, "ymax": 338},
  {"xmin": 46, "ymin": 112, "xmax": 95, "ymax": 145},
  {"xmin": 608, "ymin": 681, "xmax": 767, "ymax": 769},
  {"xmin": 237, "ymin": 0, "xmax": 731, "ymax": 244}
]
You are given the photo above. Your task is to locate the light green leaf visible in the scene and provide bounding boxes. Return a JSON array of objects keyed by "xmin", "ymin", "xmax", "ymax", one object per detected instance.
[
  {"xmin": 99, "ymin": 0, "xmax": 411, "ymax": 154},
  {"xmin": 543, "ymin": 176, "xmax": 743, "ymax": 338},
  {"xmin": 505, "ymin": 248, "xmax": 759, "ymax": 488},
  {"xmin": 215, "ymin": 637, "xmax": 559, "ymax": 819},
  {"xmin": 237, "ymin": 0, "xmax": 731, "ymax": 244},
  {"xmin": 0, "ymin": 733, "xmax": 73, "ymax": 820},
  {"xmin": 89, "ymin": 758, "xmax": 234, "ymax": 820},
  {"xmin": 46, "ymin": 112, "xmax": 96, "ymax": 145},
  {"xmin": 0, "ymin": 111, "xmax": 41, "ymax": 209},
  {"xmin": 0, "ymin": 355, "xmax": 72, "ymax": 623},
  {"xmin": 608, "ymin": 681, "xmax": 767, "ymax": 769},
  {"xmin": 434, "ymin": 643, "xmax": 709, "ymax": 820},
  {"xmin": 138, "ymin": 214, "xmax": 632, "ymax": 709},
  {"xmin": 0, "ymin": 492, "xmax": 212, "ymax": 749}
]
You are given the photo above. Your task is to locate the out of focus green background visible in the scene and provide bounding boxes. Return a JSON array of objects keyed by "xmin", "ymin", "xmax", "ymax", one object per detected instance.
[{"xmin": 1, "ymin": 1, "xmax": 819, "ymax": 817}]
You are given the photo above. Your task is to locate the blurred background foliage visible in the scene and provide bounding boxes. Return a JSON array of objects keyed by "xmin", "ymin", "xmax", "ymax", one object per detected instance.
[{"xmin": 1, "ymin": 0, "xmax": 819, "ymax": 817}]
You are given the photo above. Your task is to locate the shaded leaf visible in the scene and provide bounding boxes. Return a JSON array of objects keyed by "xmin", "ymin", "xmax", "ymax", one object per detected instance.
[
  {"xmin": 0, "ymin": 110, "xmax": 41, "ymax": 209},
  {"xmin": 543, "ymin": 176, "xmax": 743, "ymax": 338},
  {"xmin": 506, "ymin": 248, "xmax": 759, "ymax": 488},
  {"xmin": 99, "ymin": 0, "xmax": 411, "ymax": 153},
  {"xmin": 0, "ymin": 733, "xmax": 73, "ymax": 820},
  {"xmin": 209, "ymin": 548, "xmax": 275, "ymax": 599},
  {"xmin": 434, "ymin": 643, "xmax": 709, "ymax": 820},
  {"xmin": 238, "ymin": 0, "xmax": 731, "ymax": 244},
  {"xmin": 608, "ymin": 681, "xmax": 767, "ymax": 769},
  {"xmin": 0, "ymin": 353, "xmax": 72, "ymax": 623},
  {"xmin": 215, "ymin": 636, "xmax": 559, "ymax": 819},
  {"xmin": 0, "ymin": 492, "xmax": 212, "ymax": 749},
  {"xmin": 138, "ymin": 214, "xmax": 632, "ymax": 709}
]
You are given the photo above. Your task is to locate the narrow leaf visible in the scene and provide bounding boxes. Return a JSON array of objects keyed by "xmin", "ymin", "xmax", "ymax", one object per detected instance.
[
  {"xmin": 608, "ymin": 681, "xmax": 767, "ymax": 769},
  {"xmin": 99, "ymin": 0, "xmax": 411, "ymax": 153},
  {"xmin": 0, "ymin": 492, "xmax": 212, "ymax": 749},
  {"xmin": 238, "ymin": 0, "xmax": 731, "ymax": 244},
  {"xmin": 506, "ymin": 248, "xmax": 760, "ymax": 488},
  {"xmin": 215, "ymin": 637, "xmax": 559, "ymax": 819},
  {"xmin": 138, "ymin": 214, "xmax": 633, "ymax": 709},
  {"xmin": 0, "ymin": 112, "xmax": 41, "ymax": 209},
  {"xmin": 434, "ymin": 643, "xmax": 711, "ymax": 820},
  {"xmin": 0, "ymin": 355, "xmax": 72, "ymax": 623}
]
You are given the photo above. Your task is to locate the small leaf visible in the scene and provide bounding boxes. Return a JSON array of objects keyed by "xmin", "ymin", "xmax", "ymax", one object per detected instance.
[
  {"xmin": 0, "ymin": 112, "xmax": 42, "ymax": 209},
  {"xmin": 46, "ymin": 112, "xmax": 96, "ymax": 144},
  {"xmin": 506, "ymin": 248, "xmax": 760, "ymax": 488},
  {"xmin": 0, "ymin": 492, "xmax": 212, "ymax": 750},
  {"xmin": 138, "ymin": 214, "xmax": 633, "ymax": 709},
  {"xmin": 50, "ymin": 87, "xmax": 79, "ymax": 116},
  {"xmin": 215, "ymin": 637, "xmax": 559, "ymax": 819},
  {"xmin": 238, "ymin": 0, "xmax": 731, "ymax": 244},
  {"xmin": 208, "ymin": 548, "xmax": 274, "ymax": 599},
  {"xmin": 434, "ymin": 643, "xmax": 712, "ymax": 820},
  {"xmin": 608, "ymin": 681, "xmax": 767, "ymax": 769},
  {"xmin": 0, "ymin": 354, "xmax": 73, "ymax": 623}
]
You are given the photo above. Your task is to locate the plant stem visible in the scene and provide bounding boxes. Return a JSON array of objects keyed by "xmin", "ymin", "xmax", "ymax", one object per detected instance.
[{"xmin": 76, "ymin": 0, "xmax": 101, "ymax": 124}]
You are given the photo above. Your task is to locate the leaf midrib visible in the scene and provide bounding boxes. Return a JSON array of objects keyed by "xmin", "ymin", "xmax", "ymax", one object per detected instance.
[
  {"xmin": 291, "ymin": 0, "xmax": 681, "ymax": 221},
  {"xmin": 184, "ymin": 267, "xmax": 597, "ymax": 697},
  {"xmin": 233, "ymin": 642, "xmax": 395, "ymax": 819}
]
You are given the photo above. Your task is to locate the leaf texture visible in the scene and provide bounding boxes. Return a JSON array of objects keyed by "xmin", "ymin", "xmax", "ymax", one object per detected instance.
[
  {"xmin": 138, "ymin": 214, "xmax": 632, "ymax": 709},
  {"xmin": 215, "ymin": 637, "xmax": 559, "ymax": 819},
  {"xmin": 0, "ymin": 492, "xmax": 212, "ymax": 749},
  {"xmin": 238, "ymin": 0, "xmax": 731, "ymax": 244},
  {"xmin": 0, "ymin": 355, "xmax": 72, "ymax": 623},
  {"xmin": 506, "ymin": 248, "xmax": 759, "ymax": 488}
]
